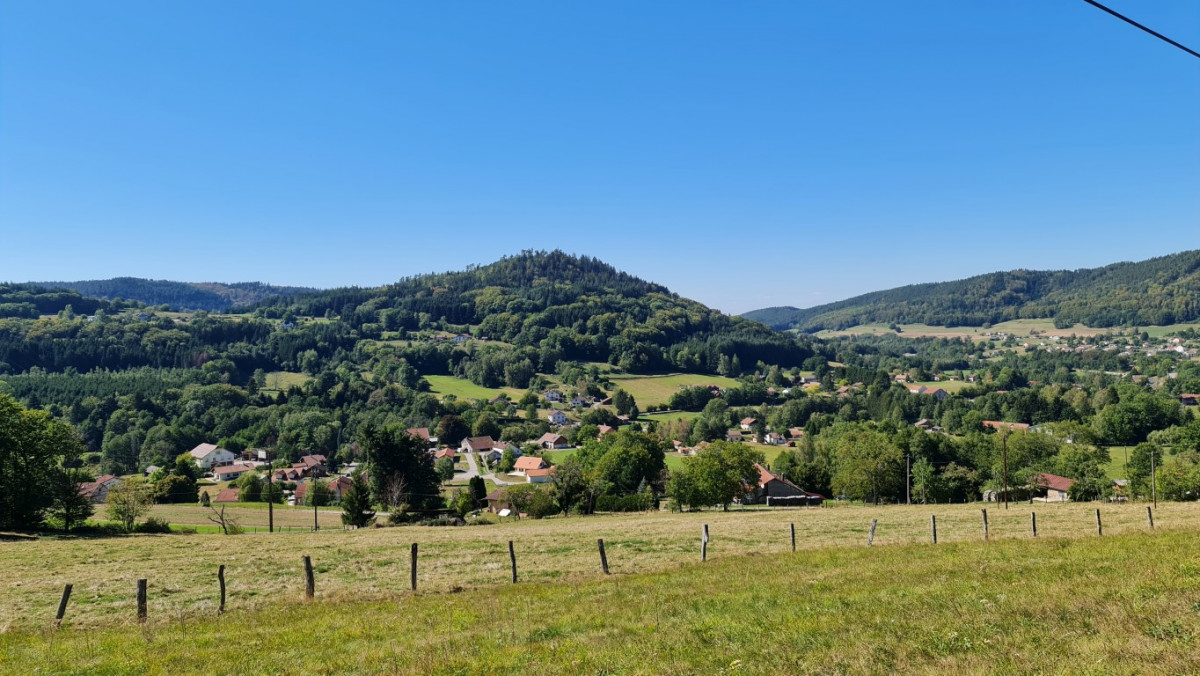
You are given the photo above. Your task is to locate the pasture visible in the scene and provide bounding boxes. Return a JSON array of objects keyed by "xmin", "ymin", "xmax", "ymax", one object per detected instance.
[
  {"xmin": 606, "ymin": 373, "xmax": 741, "ymax": 407},
  {"xmin": 3, "ymin": 503, "xmax": 1199, "ymax": 674},
  {"xmin": 422, "ymin": 375, "xmax": 523, "ymax": 401},
  {"xmin": 3, "ymin": 500, "xmax": 1196, "ymax": 635}
]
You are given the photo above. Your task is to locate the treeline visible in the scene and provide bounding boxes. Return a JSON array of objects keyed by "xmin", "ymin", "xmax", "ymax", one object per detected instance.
[
  {"xmin": 32, "ymin": 278, "xmax": 316, "ymax": 312},
  {"xmin": 746, "ymin": 249, "xmax": 1200, "ymax": 330}
]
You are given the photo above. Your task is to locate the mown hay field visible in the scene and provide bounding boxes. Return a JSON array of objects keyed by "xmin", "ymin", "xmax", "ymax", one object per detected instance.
[
  {"xmin": 3, "ymin": 508, "xmax": 1200, "ymax": 674},
  {"xmin": 2, "ymin": 501, "xmax": 1197, "ymax": 635}
]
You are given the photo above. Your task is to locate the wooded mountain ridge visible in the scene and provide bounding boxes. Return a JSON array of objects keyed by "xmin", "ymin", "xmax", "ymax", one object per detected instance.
[
  {"xmin": 743, "ymin": 250, "xmax": 1200, "ymax": 332},
  {"xmin": 29, "ymin": 278, "xmax": 317, "ymax": 312}
]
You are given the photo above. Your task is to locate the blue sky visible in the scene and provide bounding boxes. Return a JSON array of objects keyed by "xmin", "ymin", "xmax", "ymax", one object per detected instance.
[{"xmin": 1, "ymin": 1, "xmax": 1197, "ymax": 314}]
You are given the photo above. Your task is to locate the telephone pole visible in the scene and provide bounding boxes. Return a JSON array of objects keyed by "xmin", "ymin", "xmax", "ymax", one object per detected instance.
[{"xmin": 1002, "ymin": 433, "xmax": 1010, "ymax": 510}]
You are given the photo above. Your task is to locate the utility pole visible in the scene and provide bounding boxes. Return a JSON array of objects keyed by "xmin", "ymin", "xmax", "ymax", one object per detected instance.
[
  {"xmin": 267, "ymin": 464, "xmax": 274, "ymax": 533},
  {"xmin": 1151, "ymin": 447, "xmax": 1157, "ymax": 509},
  {"xmin": 906, "ymin": 454, "xmax": 911, "ymax": 505},
  {"xmin": 1002, "ymin": 433, "xmax": 1010, "ymax": 510}
]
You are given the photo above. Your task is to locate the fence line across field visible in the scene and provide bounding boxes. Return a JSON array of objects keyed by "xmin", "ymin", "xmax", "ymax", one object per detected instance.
[{"xmin": 46, "ymin": 506, "xmax": 1162, "ymax": 627}]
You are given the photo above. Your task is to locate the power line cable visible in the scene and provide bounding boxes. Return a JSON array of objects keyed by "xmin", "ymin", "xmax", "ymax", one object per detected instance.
[{"xmin": 1081, "ymin": 0, "xmax": 1200, "ymax": 59}]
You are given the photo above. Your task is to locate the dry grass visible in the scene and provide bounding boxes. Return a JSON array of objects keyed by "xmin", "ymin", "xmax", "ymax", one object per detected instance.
[
  {"xmin": 2, "ymin": 501, "xmax": 1196, "ymax": 633},
  {"xmin": 3, "ymin": 514, "xmax": 1200, "ymax": 674}
]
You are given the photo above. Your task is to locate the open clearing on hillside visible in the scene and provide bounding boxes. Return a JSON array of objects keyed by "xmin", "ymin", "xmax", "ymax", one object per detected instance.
[
  {"xmin": 423, "ymin": 375, "xmax": 523, "ymax": 401},
  {"xmin": 606, "ymin": 373, "xmax": 741, "ymax": 406},
  {"xmin": 262, "ymin": 371, "xmax": 311, "ymax": 390},
  {"xmin": 3, "ymin": 501, "xmax": 1198, "ymax": 634},
  {"xmin": 3, "ymin": 516, "xmax": 1199, "ymax": 675}
]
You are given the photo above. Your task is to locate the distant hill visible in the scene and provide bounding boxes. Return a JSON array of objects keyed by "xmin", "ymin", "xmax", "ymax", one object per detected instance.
[
  {"xmin": 743, "ymin": 250, "xmax": 1200, "ymax": 331},
  {"xmin": 30, "ymin": 278, "xmax": 317, "ymax": 312}
]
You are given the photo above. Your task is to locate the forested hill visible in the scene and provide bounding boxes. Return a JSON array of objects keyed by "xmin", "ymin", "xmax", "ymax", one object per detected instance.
[
  {"xmin": 252, "ymin": 250, "xmax": 812, "ymax": 373},
  {"xmin": 743, "ymin": 250, "xmax": 1200, "ymax": 331},
  {"xmin": 0, "ymin": 283, "xmax": 133, "ymax": 319},
  {"xmin": 31, "ymin": 278, "xmax": 316, "ymax": 312}
]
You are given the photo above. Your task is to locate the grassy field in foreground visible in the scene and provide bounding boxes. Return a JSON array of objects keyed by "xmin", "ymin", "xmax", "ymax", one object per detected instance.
[
  {"xmin": 4, "ymin": 526, "xmax": 1200, "ymax": 675},
  {"xmin": 3, "ymin": 501, "xmax": 1198, "ymax": 635},
  {"xmin": 606, "ymin": 373, "xmax": 741, "ymax": 407}
]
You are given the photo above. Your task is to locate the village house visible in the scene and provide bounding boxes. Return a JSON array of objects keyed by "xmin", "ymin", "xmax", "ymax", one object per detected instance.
[
  {"xmin": 543, "ymin": 390, "xmax": 564, "ymax": 403},
  {"xmin": 763, "ymin": 432, "xmax": 786, "ymax": 446},
  {"xmin": 982, "ymin": 420, "xmax": 1031, "ymax": 432},
  {"xmin": 188, "ymin": 442, "xmax": 236, "ymax": 470},
  {"xmin": 744, "ymin": 464, "xmax": 824, "ymax": 506},
  {"xmin": 485, "ymin": 488, "xmax": 511, "ymax": 514},
  {"xmin": 1033, "ymin": 473, "xmax": 1075, "ymax": 502},
  {"xmin": 546, "ymin": 410, "xmax": 570, "ymax": 425},
  {"xmin": 725, "ymin": 429, "xmax": 744, "ymax": 443},
  {"xmin": 460, "ymin": 436, "xmax": 497, "ymax": 453},
  {"xmin": 537, "ymin": 433, "xmax": 569, "ymax": 450},
  {"xmin": 739, "ymin": 417, "xmax": 757, "ymax": 431},
  {"xmin": 273, "ymin": 467, "xmax": 303, "ymax": 482},
  {"xmin": 80, "ymin": 475, "xmax": 121, "ymax": 503},
  {"xmin": 213, "ymin": 487, "xmax": 240, "ymax": 503},
  {"xmin": 295, "ymin": 454, "xmax": 328, "ymax": 477},
  {"xmin": 433, "ymin": 447, "xmax": 458, "ymax": 461},
  {"xmin": 512, "ymin": 456, "xmax": 549, "ymax": 476},
  {"xmin": 526, "ymin": 467, "xmax": 555, "ymax": 484},
  {"xmin": 906, "ymin": 385, "xmax": 947, "ymax": 400},
  {"xmin": 213, "ymin": 463, "xmax": 256, "ymax": 482},
  {"xmin": 293, "ymin": 476, "xmax": 354, "ymax": 504},
  {"xmin": 406, "ymin": 427, "xmax": 435, "ymax": 445},
  {"xmin": 597, "ymin": 425, "xmax": 616, "ymax": 438},
  {"xmin": 787, "ymin": 428, "xmax": 804, "ymax": 440}
]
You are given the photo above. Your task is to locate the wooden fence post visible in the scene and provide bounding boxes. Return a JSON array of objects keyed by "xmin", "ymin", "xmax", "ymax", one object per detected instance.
[
  {"xmin": 1030, "ymin": 511, "xmax": 1038, "ymax": 537},
  {"xmin": 597, "ymin": 538, "xmax": 610, "ymax": 574},
  {"xmin": 410, "ymin": 543, "xmax": 419, "ymax": 591},
  {"xmin": 790, "ymin": 523, "xmax": 796, "ymax": 552},
  {"xmin": 867, "ymin": 519, "xmax": 877, "ymax": 547},
  {"xmin": 508, "ymin": 541, "xmax": 517, "ymax": 584},
  {"xmin": 981, "ymin": 509, "xmax": 989, "ymax": 541},
  {"xmin": 1095, "ymin": 509, "xmax": 1103, "ymax": 536},
  {"xmin": 54, "ymin": 584, "xmax": 72, "ymax": 627},
  {"xmin": 136, "ymin": 579, "xmax": 147, "ymax": 623},
  {"xmin": 701, "ymin": 524, "xmax": 709, "ymax": 562},
  {"xmin": 217, "ymin": 565, "xmax": 226, "ymax": 615},
  {"xmin": 1147, "ymin": 506, "xmax": 1154, "ymax": 530},
  {"xmin": 303, "ymin": 556, "xmax": 314, "ymax": 599},
  {"xmin": 930, "ymin": 515, "xmax": 937, "ymax": 544}
]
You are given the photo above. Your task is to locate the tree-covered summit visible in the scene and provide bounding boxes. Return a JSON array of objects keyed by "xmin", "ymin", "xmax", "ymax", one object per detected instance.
[{"xmin": 743, "ymin": 249, "xmax": 1200, "ymax": 331}]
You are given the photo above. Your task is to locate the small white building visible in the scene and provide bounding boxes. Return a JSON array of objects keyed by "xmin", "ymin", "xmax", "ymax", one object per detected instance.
[
  {"xmin": 546, "ymin": 410, "xmax": 569, "ymax": 425},
  {"xmin": 189, "ymin": 443, "xmax": 236, "ymax": 470}
]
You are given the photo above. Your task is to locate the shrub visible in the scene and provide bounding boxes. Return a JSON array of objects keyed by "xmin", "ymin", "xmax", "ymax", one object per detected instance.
[
  {"xmin": 134, "ymin": 517, "xmax": 173, "ymax": 534},
  {"xmin": 595, "ymin": 493, "xmax": 654, "ymax": 512}
]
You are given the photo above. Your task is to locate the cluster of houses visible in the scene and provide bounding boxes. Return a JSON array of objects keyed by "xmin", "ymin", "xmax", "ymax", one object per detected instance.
[{"xmin": 720, "ymin": 418, "xmax": 805, "ymax": 447}]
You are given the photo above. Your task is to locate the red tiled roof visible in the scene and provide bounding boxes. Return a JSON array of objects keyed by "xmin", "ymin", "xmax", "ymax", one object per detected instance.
[
  {"xmin": 514, "ymin": 456, "xmax": 548, "ymax": 471},
  {"xmin": 526, "ymin": 467, "xmax": 555, "ymax": 478},
  {"xmin": 406, "ymin": 427, "xmax": 431, "ymax": 440},
  {"xmin": 1036, "ymin": 473, "xmax": 1075, "ymax": 493},
  {"xmin": 982, "ymin": 420, "xmax": 1030, "ymax": 431},
  {"xmin": 214, "ymin": 487, "xmax": 240, "ymax": 502}
]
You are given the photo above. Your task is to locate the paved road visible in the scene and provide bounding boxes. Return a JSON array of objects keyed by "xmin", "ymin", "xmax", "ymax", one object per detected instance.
[
  {"xmin": 469, "ymin": 451, "xmax": 515, "ymax": 486},
  {"xmin": 458, "ymin": 450, "xmax": 480, "ymax": 481}
]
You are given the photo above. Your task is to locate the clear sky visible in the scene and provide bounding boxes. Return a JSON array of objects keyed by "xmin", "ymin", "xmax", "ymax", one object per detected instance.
[{"xmin": 1, "ymin": 1, "xmax": 1197, "ymax": 314}]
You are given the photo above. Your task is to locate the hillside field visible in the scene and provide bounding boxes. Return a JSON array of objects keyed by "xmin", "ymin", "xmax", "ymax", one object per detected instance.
[
  {"xmin": 3, "ymin": 502, "xmax": 1199, "ymax": 674},
  {"xmin": 422, "ymin": 375, "xmax": 524, "ymax": 401},
  {"xmin": 606, "ymin": 373, "xmax": 742, "ymax": 407}
]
